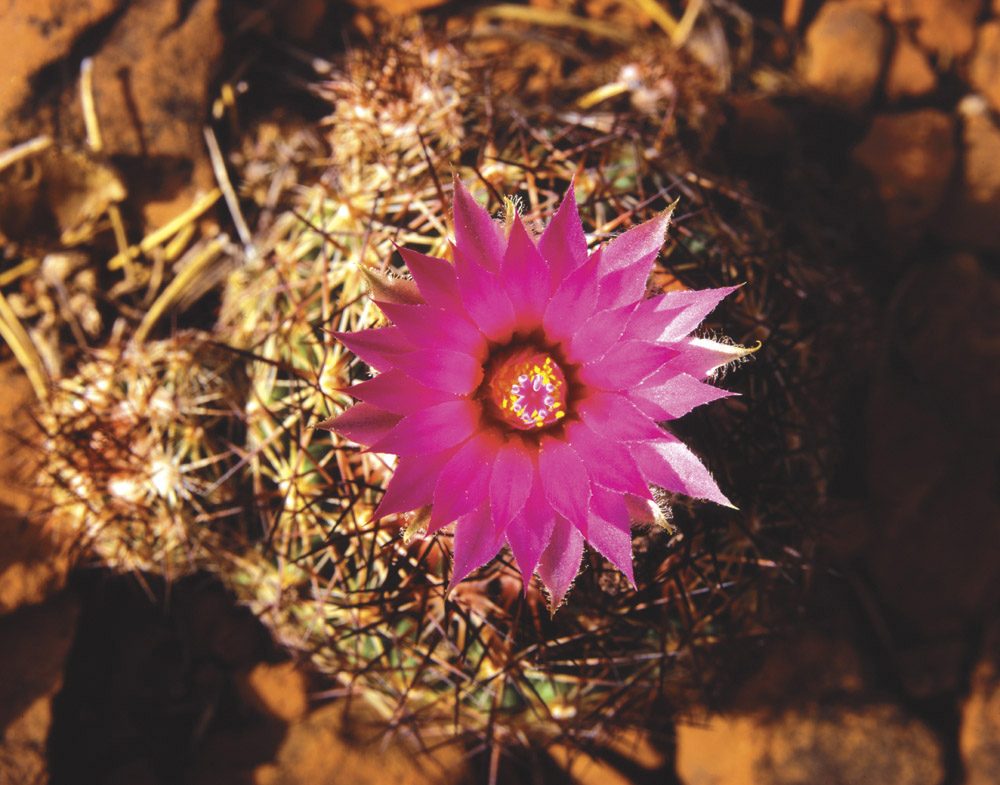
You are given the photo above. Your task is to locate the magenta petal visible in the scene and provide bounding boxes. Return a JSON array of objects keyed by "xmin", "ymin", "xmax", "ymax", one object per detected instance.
[
  {"xmin": 500, "ymin": 216, "xmax": 551, "ymax": 327},
  {"xmin": 632, "ymin": 434, "xmax": 734, "ymax": 507},
  {"xmin": 490, "ymin": 438, "xmax": 535, "ymax": 532},
  {"xmin": 624, "ymin": 494, "xmax": 661, "ymax": 526},
  {"xmin": 537, "ymin": 516, "xmax": 586, "ymax": 607},
  {"xmin": 505, "ymin": 475, "xmax": 556, "ymax": 579},
  {"xmin": 430, "ymin": 432, "xmax": 501, "ymax": 530},
  {"xmin": 586, "ymin": 514, "xmax": 634, "ymax": 585},
  {"xmin": 335, "ymin": 327, "xmax": 414, "ymax": 372},
  {"xmin": 389, "ymin": 348, "xmax": 484, "ymax": 395},
  {"xmin": 584, "ymin": 486, "xmax": 635, "ymax": 583},
  {"xmin": 454, "ymin": 245, "xmax": 517, "ymax": 342},
  {"xmin": 589, "ymin": 484, "xmax": 632, "ymax": 531},
  {"xmin": 453, "ymin": 177, "xmax": 505, "ymax": 272},
  {"xmin": 631, "ymin": 370, "xmax": 736, "ymax": 420},
  {"xmin": 633, "ymin": 286, "xmax": 741, "ymax": 342},
  {"xmin": 377, "ymin": 301, "xmax": 486, "ymax": 359},
  {"xmin": 321, "ymin": 403, "xmax": 401, "ymax": 447},
  {"xmin": 577, "ymin": 391, "xmax": 664, "ymax": 442},
  {"xmin": 542, "ymin": 251, "xmax": 601, "ymax": 343},
  {"xmin": 346, "ymin": 369, "xmax": 458, "ymax": 415},
  {"xmin": 399, "ymin": 248, "xmax": 465, "ymax": 312},
  {"xmin": 624, "ymin": 296, "xmax": 672, "ymax": 343},
  {"xmin": 374, "ymin": 448, "xmax": 458, "ymax": 518},
  {"xmin": 539, "ymin": 180, "xmax": 588, "ymax": 285},
  {"xmin": 364, "ymin": 268, "xmax": 423, "ymax": 306},
  {"xmin": 538, "ymin": 436, "xmax": 591, "ymax": 531},
  {"xmin": 598, "ymin": 210, "xmax": 671, "ymax": 275},
  {"xmin": 596, "ymin": 254, "xmax": 656, "ymax": 311},
  {"xmin": 565, "ymin": 421, "xmax": 651, "ymax": 499},
  {"xmin": 580, "ymin": 340, "xmax": 679, "ymax": 390},
  {"xmin": 592, "ymin": 210, "xmax": 670, "ymax": 310},
  {"xmin": 669, "ymin": 337, "xmax": 749, "ymax": 378},
  {"xmin": 566, "ymin": 302, "xmax": 637, "ymax": 363},
  {"xmin": 451, "ymin": 502, "xmax": 505, "ymax": 586},
  {"xmin": 369, "ymin": 399, "xmax": 482, "ymax": 456}
]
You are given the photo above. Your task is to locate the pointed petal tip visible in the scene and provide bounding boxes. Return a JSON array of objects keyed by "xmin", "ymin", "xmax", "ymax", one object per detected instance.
[
  {"xmin": 697, "ymin": 483, "xmax": 736, "ymax": 510},
  {"xmin": 647, "ymin": 203, "xmax": 675, "ymax": 234}
]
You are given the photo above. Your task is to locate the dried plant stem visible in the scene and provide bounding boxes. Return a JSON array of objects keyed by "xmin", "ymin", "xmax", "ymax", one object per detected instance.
[
  {"xmin": 0, "ymin": 289, "xmax": 48, "ymax": 400},
  {"xmin": 134, "ymin": 237, "xmax": 226, "ymax": 344},
  {"xmin": 576, "ymin": 81, "xmax": 631, "ymax": 109},
  {"xmin": 107, "ymin": 189, "xmax": 221, "ymax": 271},
  {"xmin": 0, "ymin": 135, "xmax": 52, "ymax": 174},
  {"xmin": 0, "ymin": 258, "xmax": 40, "ymax": 287},
  {"xmin": 478, "ymin": 4, "xmax": 633, "ymax": 43},
  {"xmin": 204, "ymin": 126, "xmax": 254, "ymax": 257},
  {"xmin": 108, "ymin": 206, "xmax": 131, "ymax": 265},
  {"xmin": 79, "ymin": 57, "xmax": 136, "ymax": 276},
  {"xmin": 80, "ymin": 58, "xmax": 103, "ymax": 153},
  {"xmin": 626, "ymin": 0, "xmax": 680, "ymax": 38},
  {"xmin": 673, "ymin": 0, "xmax": 703, "ymax": 47}
]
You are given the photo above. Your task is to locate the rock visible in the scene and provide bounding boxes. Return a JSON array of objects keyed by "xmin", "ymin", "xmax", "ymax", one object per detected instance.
[
  {"xmin": 1, "ymin": 0, "xmax": 224, "ymax": 228},
  {"xmin": 942, "ymin": 97, "xmax": 1000, "ymax": 249},
  {"xmin": 864, "ymin": 256, "xmax": 1000, "ymax": 636},
  {"xmin": 237, "ymin": 661, "xmax": 309, "ymax": 723},
  {"xmin": 549, "ymin": 732, "xmax": 666, "ymax": 785},
  {"xmin": 800, "ymin": 3, "xmax": 887, "ymax": 110},
  {"xmin": 724, "ymin": 96, "xmax": 797, "ymax": 163},
  {"xmin": 0, "ymin": 361, "xmax": 69, "ymax": 615},
  {"xmin": 0, "ymin": 508, "xmax": 69, "ymax": 616},
  {"xmin": 86, "ymin": 0, "xmax": 222, "ymax": 227},
  {"xmin": 182, "ymin": 582, "xmax": 268, "ymax": 667},
  {"xmin": 883, "ymin": 253, "xmax": 1000, "ymax": 437},
  {"xmin": 0, "ymin": 0, "xmax": 126, "ymax": 148},
  {"xmin": 0, "ymin": 361, "xmax": 40, "ymax": 512},
  {"xmin": 249, "ymin": 703, "xmax": 468, "ymax": 785},
  {"xmin": 277, "ymin": 0, "xmax": 328, "ymax": 42},
  {"xmin": 851, "ymin": 109, "xmax": 955, "ymax": 244},
  {"xmin": 961, "ymin": 623, "xmax": 1000, "ymax": 785},
  {"xmin": 732, "ymin": 632, "xmax": 868, "ymax": 710},
  {"xmin": 970, "ymin": 22, "xmax": 1000, "ymax": 113},
  {"xmin": 896, "ymin": 637, "xmax": 968, "ymax": 699},
  {"xmin": 0, "ymin": 145, "xmax": 127, "ymax": 251},
  {"xmin": 0, "ymin": 592, "xmax": 80, "ymax": 785},
  {"xmin": 48, "ymin": 574, "xmax": 284, "ymax": 783},
  {"xmin": 885, "ymin": 34, "xmax": 937, "ymax": 100},
  {"xmin": 886, "ymin": 0, "xmax": 982, "ymax": 61},
  {"xmin": 677, "ymin": 704, "xmax": 944, "ymax": 785}
]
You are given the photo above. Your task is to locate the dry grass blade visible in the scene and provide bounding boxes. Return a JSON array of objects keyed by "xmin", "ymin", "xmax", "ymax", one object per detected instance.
[
  {"xmin": 478, "ymin": 4, "xmax": 635, "ymax": 43},
  {"xmin": 0, "ymin": 289, "xmax": 48, "ymax": 400},
  {"xmin": 0, "ymin": 136, "xmax": 53, "ymax": 174},
  {"xmin": 134, "ymin": 236, "xmax": 228, "ymax": 344},
  {"xmin": 107, "ymin": 190, "xmax": 221, "ymax": 271}
]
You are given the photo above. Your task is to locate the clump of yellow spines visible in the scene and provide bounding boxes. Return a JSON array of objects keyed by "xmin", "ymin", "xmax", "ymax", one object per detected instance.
[{"xmin": 39, "ymin": 332, "xmax": 249, "ymax": 575}]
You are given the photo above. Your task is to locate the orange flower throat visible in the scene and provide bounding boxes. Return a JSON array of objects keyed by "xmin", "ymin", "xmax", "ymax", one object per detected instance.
[{"xmin": 486, "ymin": 349, "xmax": 568, "ymax": 431}]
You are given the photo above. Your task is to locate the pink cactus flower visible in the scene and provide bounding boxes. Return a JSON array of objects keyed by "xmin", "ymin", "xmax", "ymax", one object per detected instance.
[{"xmin": 326, "ymin": 179, "xmax": 745, "ymax": 607}]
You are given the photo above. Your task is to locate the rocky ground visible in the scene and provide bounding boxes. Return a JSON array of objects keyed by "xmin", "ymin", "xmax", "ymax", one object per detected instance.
[{"xmin": 1, "ymin": 0, "xmax": 999, "ymax": 783}]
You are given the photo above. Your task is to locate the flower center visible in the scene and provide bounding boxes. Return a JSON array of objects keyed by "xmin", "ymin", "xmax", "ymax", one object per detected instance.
[{"xmin": 486, "ymin": 349, "xmax": 568, "ymax": 431}]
